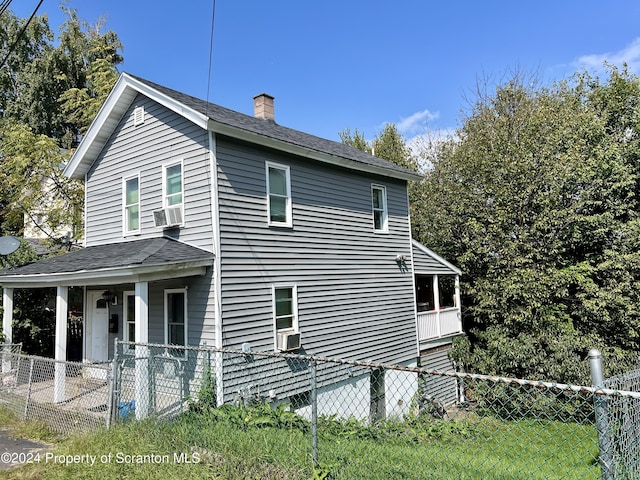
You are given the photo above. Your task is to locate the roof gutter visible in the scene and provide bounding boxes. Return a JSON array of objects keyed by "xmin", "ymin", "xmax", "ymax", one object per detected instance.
[{"xmin": 0, "ymin": 258, "xmax": 213, "ymax": 288}]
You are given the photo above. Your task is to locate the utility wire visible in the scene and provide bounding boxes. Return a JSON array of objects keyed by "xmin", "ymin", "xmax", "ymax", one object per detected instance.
[
  {"xmin": 204, "ymin": 0, "xmax": 217, "ymax": 118},
  {"xmin": 0, "ymin": 0, "xmax": 14, "ymax": 17},
  {"xmin": 0, "ymin": 0, "xmax": 45, "ymax": 71}
]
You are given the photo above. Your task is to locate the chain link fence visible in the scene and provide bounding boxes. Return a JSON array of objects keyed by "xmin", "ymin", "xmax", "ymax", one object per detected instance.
[
  {"xmin": 3, "ymin": 339, "xmax": 640, "ymax": 478},
  {"xmin": 113, "ymin": 341, "xmax": 213, "ymax": 420},
  {"xmin": 0, "ymin": 348, "xmax": 111, "ymax": 435},
  {"xmin": 112, "ymin": 341, "xmax": 640, "ymax": 479},
  {"xmin": 602, "ymin": 365, "xmax": 640, "ymax": 479}
]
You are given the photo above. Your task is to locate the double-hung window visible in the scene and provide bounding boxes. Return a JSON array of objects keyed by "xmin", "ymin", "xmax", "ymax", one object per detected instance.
[
  {"xmin": 164, "ymin": 162, "xmax": 183, "ymax": 208},
  {"xmin": 371, "ymin": 184, "xmax": 388, "ymax": 232},
  {"xmin": 165, "ymin": 288, "xmax": 188, "ymax": 357},
  {"xmin": 123, "ymin": 175, "xmax": 140, "ymax": 234},
  {"xmin": 273, "ymin": 286, "xmax": 298, "ymax": 333},
  {"xmin": 160, "ymin": 161, "xmax": 184, "ymax": 227},
  {"xmin": 266, "ymin": 162, "xmax": 292, "ymax": 227}
]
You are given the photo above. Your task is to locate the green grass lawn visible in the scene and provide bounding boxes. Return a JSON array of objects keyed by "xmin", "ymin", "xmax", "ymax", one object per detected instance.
[{"xmin": 0, "ymin": 405, "xmax": 600, "ymax": 480}]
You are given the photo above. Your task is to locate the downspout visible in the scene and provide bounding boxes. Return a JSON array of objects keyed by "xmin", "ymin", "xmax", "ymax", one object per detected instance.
[
  {"xmin": 208, "ymin": 129, "xmax": 224, "ymax": 405},
  {"xmin": 83, "ymin": 172, "xmax": 88, "ymax": 247},
  {"xmin": 406, "ymin": 189, "xmax": 420, "ymax": 360}
]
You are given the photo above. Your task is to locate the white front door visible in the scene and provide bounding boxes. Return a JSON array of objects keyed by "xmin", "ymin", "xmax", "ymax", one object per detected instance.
[{"xmin": 86, "ymin": 291, "xmax": 109, "ymax": 362}]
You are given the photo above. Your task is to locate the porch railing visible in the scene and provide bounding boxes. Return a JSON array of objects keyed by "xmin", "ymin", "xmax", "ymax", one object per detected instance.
[{"xmin": 417, "ymin": 307, "xmax": 462, "ymax": 342}]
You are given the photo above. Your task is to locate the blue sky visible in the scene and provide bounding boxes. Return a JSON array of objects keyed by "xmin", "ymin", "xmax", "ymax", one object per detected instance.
[{"xmin": 11, "ymin": 1, "xmax": 640, "ymax": 144}]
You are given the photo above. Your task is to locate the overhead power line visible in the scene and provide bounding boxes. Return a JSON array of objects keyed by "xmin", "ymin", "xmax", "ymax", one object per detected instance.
[
  {"xmin": 205, "ymin": 0, "xmax": 217, "ymax": 116},
  {"xmin": 0, "ymin": 0, "xmax": 45, "ymax": 71},
  {"xmin": 0, "ymin": 0, "xmax": 14, "ymax": 17}
]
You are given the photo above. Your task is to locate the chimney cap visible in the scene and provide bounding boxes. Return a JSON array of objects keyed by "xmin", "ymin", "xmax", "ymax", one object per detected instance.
[{"xmin": 253, "ymin": 93, "xmax": 275, "ymax": 121}]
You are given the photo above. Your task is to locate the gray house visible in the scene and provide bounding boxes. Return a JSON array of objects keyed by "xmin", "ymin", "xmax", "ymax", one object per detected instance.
[{"xmin": 0, "ymin": 73, "xmax": 462, "ymax": 417}]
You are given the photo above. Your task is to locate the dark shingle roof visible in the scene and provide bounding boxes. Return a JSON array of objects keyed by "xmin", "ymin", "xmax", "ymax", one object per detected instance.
[
  {"xmin": 128, "ymin": 74, "xmax": 419, "ymax": 180},
  {"xmin": 0, "ymin": 237, "xmax": 214, "ymax": 277}
]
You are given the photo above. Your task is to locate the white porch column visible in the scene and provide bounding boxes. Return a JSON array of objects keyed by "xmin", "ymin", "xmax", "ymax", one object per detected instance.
[
  {"xmin": 455, "ymin": 275, "xmax": 462, "ymax": 332},
  {"xmin": 134, "ymin": 281, "xmax": 149, "ymax": 419},
  {"xmin": 433, "ymin": 275, "xmax": 441, "ymax": 338},
  {"xmin": 2, "ymin": 288, "xmax": 13, "ymax": 374},
  {"xmin": 54, "ymin": 286, "xmax": 68, "ymax": 403}
]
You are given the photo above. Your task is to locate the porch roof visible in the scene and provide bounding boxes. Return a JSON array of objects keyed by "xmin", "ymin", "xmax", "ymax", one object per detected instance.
[
  {"xmin": 0, "ymin": 237, "xmax": 214, "ymax": 288},
  {"xmin": 412, "ymin": 239, "xmax": 462, "ymax": 276}
]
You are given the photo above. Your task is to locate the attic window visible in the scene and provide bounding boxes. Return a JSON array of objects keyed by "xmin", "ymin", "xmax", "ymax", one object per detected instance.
[{"xmin": 133, "ymin": 106, "xmax": 145, "ymax": 126}]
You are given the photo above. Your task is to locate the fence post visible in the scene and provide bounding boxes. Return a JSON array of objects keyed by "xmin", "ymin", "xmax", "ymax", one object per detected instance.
[
  {"xmin": 23, "ymin": 358, "xmax": 34, "ymax": 421},
  {"xmin": 107, "ymin": 338, "xmax": 119, "ymax": 428},
  {"xmin": 310, "ymin": 359, "xmax": 318, "ymax": 467},
  {"xmin": 589, "ymin": 349, "xmax": 614, "ymax": 480}
]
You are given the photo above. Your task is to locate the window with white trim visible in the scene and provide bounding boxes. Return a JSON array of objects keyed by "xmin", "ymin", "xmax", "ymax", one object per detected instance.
[
  {"xmin": 266, "ymin": 162, "xmax": 292, "ymax": 227},
  {"xmin": 123, "ymin": 175, "xmax": 140, "ymax": 234},
  {"xmin": 163, "ymin": 162, "xmax": 184, "ymax": 208},
  {"xmin": 124, "ymin": 291, "xmax": 135, "ymax": 349},
  {"xmin": 165, "ymin": 288, "xmax": 188, "ymax": 356},
  {"xmin": 371, "ymin": 184, "xmax": 388, "ymax": 232},
  {"xmin": 273, "ymin": 286, "xmax": 298, "ymax": 333}
]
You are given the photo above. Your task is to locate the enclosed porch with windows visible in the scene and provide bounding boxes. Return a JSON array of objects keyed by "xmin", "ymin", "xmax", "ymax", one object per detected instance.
[{"xmin": 412, "ymin": 240, "xmax": 463, "ymax": 348}]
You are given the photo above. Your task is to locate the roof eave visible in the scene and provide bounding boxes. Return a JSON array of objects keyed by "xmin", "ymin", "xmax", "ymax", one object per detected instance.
[
  {"xmin": 411, "ymin": 239, "xmax": 462, "ymax": 275},
  {"xmin": 0, "ymin": 258, "xmax": 213, "ymax": 288},
  {"xmin": 64, "ymin": 73, "xmax": 209, "ymax": 180},
  {"xmin": 209, "ymin": 120, "xmax": 423, "ymax": 182}
]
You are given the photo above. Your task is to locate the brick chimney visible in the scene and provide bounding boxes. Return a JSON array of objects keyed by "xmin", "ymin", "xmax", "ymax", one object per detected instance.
[{"xmin": 253, "ymin": 93, "xmax": 275, "ymax": 120}]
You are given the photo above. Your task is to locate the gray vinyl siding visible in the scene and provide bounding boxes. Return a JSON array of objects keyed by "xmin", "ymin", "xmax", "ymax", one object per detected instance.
[
  {"xmin": 84, "ymin": 94, "xmax": 214, "ymax": 252},
  {"xmin": 412, "ymin": 245, "xmax": 457, "ymax": 274},
  {"xmin": 103, "ymin": 273, "xmax": 216, "ymax": 350},
  {"xmin": 216, "ymin": 136, "xmax": 417, "ymax": 367},
  {"xmin": 419, "ymin": 346, "xmax": 458, "ymax": 405},
  {"xmin": 147, "ymin": 276, "xmax": 216, "ymax": 347}
]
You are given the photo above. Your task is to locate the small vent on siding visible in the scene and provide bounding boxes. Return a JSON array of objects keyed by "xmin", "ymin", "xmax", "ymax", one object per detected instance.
[{"xmin": 133, "ymin": 106, "xmax": 145, "ymax": 126}]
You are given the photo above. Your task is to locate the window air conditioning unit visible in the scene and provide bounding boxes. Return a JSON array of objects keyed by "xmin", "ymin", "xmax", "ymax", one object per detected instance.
[
  {"xmin": 277, "ymin": 332, "xmax": 301, "ymax": 352},
  {"xmin": 153, "ymin": 206, "xmax": 183, "ymax": 228}
]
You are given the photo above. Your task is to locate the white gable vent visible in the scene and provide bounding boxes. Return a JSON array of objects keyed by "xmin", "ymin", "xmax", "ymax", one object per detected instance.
[
  {"xmin": 153, "ymin": 206, "xmax": 183, "ymax": 228},
  {"xmin": 133, "ymin": 106, "xmax": 145, "ymax": 126},
  {"xmin": 277, "ymin": 332, "xmax": 301, "ymax": 352}
]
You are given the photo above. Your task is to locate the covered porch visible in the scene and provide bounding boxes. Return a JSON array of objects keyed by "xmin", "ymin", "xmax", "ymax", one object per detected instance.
[
  {"xmin": 412, "ymin": 240, "xmax": 463, "ymax": 348},
  {"xmin": 0, "ymin": 237, "xmax": 214, "ymax": 419}
]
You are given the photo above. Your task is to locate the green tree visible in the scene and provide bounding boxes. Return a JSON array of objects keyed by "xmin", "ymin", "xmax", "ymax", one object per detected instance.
[
  {"xmin": 2, "ymin": 7, "xmax": 123, "ymax": 148},
  {"xmin": 339, "ymin": 127, "xmax": 370, "ymax": 152},
  {"xmin": 372, "ymin": 123, "xmax": 418, "ymax": 172},
  {"xmin": 0, "ymin": 121, "xmax": 84, "ymax": 242},
  {"xmin": 0, "ymin": 6, "xmax": 122, "ymax": 242},
  {"xmin": 419, "ymin": 68, "xmax": 640, "ymax": 383}
]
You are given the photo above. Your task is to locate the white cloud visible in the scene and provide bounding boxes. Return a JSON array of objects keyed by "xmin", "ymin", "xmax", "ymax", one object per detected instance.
[
  {"xmin": 573, "ymin": 37, "xmax": 640, "ymax": 74},
  {"xmin": 396, "ymin": 108, "xmax": 440, "ymax": 135},
  {"xmin": 407, "ymin": 128, "xmax": 458, "ymax": 172}
]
